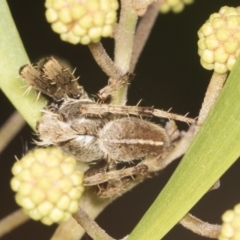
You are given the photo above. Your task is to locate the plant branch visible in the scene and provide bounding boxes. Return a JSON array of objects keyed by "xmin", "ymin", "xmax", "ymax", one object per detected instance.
[
  {"xmin": 130, "ymin": 1, "xmax": 160, "ymax": 72},
  {"xmin": 73, "ymin": 207, "xmax": 115, "ymax": 240},
  {"xmin": 197, "ymin": 72, "xmax": 227, "ymax": 127},
  {"xmin": 88, "ymin": 42, "xmax": 123, "ymax": 80},
  {"xmin": 0, "ymin": 111, "xmax": 25, "ymax": 153},
  {"xmin": 180, "ymin": 213, "xmax": 221, "ymax": 239},
  {"xmin": 112, "ymin": 0, "xmax": 138, "ymax": 105},
  {"xmin": 51, "ymin": 189, "xmax": 112, "ymax": 240},
  {"xmin": 0, "ymin": 209, "xmax": 29, "ymax": 238}
]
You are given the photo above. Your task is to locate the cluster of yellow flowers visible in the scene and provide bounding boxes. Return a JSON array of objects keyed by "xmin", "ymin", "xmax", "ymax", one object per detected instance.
[
  {"xmin": 159, "ymin": 0, "xmax": 194, "ymax": 14},
  {"xmin": 11, "ymin": 148, "xmax": 84, "ymax": 225},
  {"xmin": 45, "ymin": 0, "xmax": 119, "ymax": 45},
  {"xmin": 198, "ymin": 6, "xmax": 240, "ymax": 73},
  {"xmin": 219, "ymin": 204, "xmax": 240, "ymax": 240}
]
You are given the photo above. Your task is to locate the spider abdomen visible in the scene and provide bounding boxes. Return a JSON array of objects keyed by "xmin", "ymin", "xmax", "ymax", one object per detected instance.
[{"xmin": 99, "ymin": 117, "xmax": 170, "ymax": 161}]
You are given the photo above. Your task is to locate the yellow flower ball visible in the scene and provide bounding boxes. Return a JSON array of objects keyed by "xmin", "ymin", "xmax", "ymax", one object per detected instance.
[
  {"xmin": 219, "ymin": 204, "xmax": 240, "ymax": 240},
  {"xmin": 11, "ymin": 148, "xmax": 84, "ymax": 225},
  {"xmin": 198, "ymin": 6, "xmax": 240, "ymax": 73},
  {"xmin": 159, "ymin": 0, "xmax": 194, "ymax": 14},
  {"xmin": 45, "ymin": 0, "xmax": 119, "ymax": 45}
]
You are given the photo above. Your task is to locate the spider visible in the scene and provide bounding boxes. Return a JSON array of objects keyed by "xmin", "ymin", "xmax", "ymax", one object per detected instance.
[{"xmin": 19, "ymin": 57, "xmax": 195, "ymax": 197}]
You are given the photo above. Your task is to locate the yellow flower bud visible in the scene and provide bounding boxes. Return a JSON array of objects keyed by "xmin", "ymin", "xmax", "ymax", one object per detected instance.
[
  {"xmin": 11, "ymin": 148, "xmax": 84, "ymax": 225},
  {"xmin": 198, "ymin": 6, "xmax": 240, "ymax": 73},
  {"xmin": 219, "ymin": 204, "xmax": 240, "ymax": 240},
  {"xmin": 159, "ymin": 0, "xmax": 194, "ymax": 14},
  {"xmin": 45, "ymin": 0, "xmax": 119, "ymax": 45}
]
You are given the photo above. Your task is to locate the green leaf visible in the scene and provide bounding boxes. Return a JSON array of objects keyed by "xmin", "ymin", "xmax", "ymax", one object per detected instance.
[
  {"xmin": 128, "ymin": 57, "xmax": 240, "ymax": 240},
  {"xmin": 0, "ymin": 0, "xmax": 46, "ymax": 130}
]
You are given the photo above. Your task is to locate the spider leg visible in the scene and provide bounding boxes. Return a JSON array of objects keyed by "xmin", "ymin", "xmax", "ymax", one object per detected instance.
[
  {"xmin": 96, "ymin": 73, "xmax": 135, "ymax": 101},
  {"xmin": 80, "ymin": 103, "xmax": 196, "ymax": 124}
]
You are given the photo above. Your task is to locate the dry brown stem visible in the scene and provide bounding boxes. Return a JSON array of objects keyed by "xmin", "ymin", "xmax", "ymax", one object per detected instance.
[
  {"xmin": 180, "ymin": 213, "xmax": 221, "ymax": 239},
  {"xmin": 72, "ymin": 207, "xmax": 115, "ymax": 240},
  {"xmin": 0, "ymin": 209, "xmax": 29, "ymax": 238},
  {"xmin": 197, "ymin": 72, "xmax": 227, "ymax": 127},
  {"xmin": 88, "ymin": 42, "xmax": 123, "ymax": 80},
  {"xmin": 130, "ymin": 1, "xmax": 160, "ymax": 72},
  {"xmin": 0, "ymin": 111, "xmax": 25, "ymax": 153}
]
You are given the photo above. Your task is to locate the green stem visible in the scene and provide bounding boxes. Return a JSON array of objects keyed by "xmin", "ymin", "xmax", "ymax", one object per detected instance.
[
  {"xmin": 128, "ymin": 57, "xmax": 240, "ymax": 239},
  {"xmin": 0, "ymin": 0, "xmax": 47, "ymax": 130},
  {"xmin": 112, "ymin": 0, "xmax": 138, "ymax": 105}
]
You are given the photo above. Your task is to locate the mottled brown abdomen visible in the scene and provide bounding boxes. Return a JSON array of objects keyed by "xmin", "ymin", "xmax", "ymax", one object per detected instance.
[{"xmin": 99, "ymin": 117, "xmax": 170, "ymax": 161}]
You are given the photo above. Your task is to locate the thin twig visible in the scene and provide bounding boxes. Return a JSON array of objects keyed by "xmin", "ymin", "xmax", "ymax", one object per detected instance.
[
  {"xmin": 51, "ymin": 189, "xmax": 112, "ymax": 240},
  {"xmin": 0, "ymin": 111, "xmax": 25, "ymax": 153},
  {"xmin": 73, "ymin": 207, "xmax": 115, "ymax": 240},
  {"xmin": 0, "ymin": 209, "xmax": 29, "ymax": 238},
  {"xmin": 50, "ymin": 217, "xmax": 84, "ymax": 240},
  {"xmin": 88, "ymin": 42, "xmax": 123, "ymax": 80},
  {"xmin": 180, "ymin": 213, "xmax": 221, "ymax": 239},
  {"xmin": 197, "ymin": 72, "xmax": 227, "ymax": 128},
  {"xmin": 130, "ymin": 1, "xmax": 160, "ymax": 72}
]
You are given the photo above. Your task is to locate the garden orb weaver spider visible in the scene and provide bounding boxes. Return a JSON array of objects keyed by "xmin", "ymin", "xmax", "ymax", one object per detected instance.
[{"xmin": 20, "ymin": 57, "xmax": 194, "ymax": 197}]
